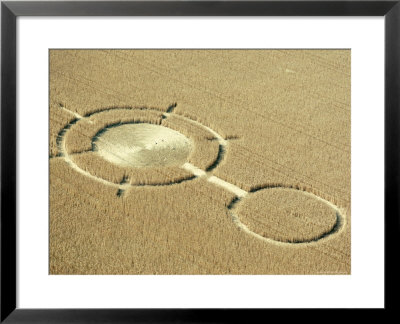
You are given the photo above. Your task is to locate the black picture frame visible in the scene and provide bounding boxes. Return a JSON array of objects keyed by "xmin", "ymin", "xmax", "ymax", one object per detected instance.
[{"xmin": 1, "ymin": 0, "xmax": 399, "ymax": 322}]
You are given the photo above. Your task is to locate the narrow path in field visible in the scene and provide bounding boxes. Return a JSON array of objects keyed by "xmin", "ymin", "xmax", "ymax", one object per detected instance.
[
  {"xmin": 207, "ymin": 175, "xmax": 248, "ymax": 198},
  {"xmin": 181, "ymin": 162, "xmax": 207, "ymax": 177},
  {"xmin": 180, "ymin": 162, "xmax": 248, "ymax": 197}
]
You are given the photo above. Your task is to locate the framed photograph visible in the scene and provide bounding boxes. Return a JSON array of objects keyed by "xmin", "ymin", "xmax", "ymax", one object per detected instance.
[{"xmin": 1, "ymin": 0, "xmax": 398, "ymax": 321}]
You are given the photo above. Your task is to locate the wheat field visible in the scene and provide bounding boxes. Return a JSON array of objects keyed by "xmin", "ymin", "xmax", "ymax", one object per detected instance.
[{"xmin": 49, "ymin": 49, "xmax": 350, "ymax": 274}]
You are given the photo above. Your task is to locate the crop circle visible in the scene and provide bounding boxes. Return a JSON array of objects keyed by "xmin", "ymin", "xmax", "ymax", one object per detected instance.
[
  {"xmin": 231, "ymin": 187, "xmax": 342, "ymax": 244},
  {"xmin": 94, "ymin": 123, "xmax": 192, "ymax": 168},
  {"xmin": 60, "ymin": 107, "xmax": 225, "ymax": 188}
]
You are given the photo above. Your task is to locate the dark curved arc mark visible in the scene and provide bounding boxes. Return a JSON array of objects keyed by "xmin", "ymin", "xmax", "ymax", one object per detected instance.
[
  {"xmin": 69, "ymin": 118, "xmax": 79, "ymax": 125},
  {"xmin": 205, "ymin": 144, "xmax": 225, "ymax": 172},
  {"xmin": 135, "ymin": 175, "xmax": 196, "ymax": 187},
  {"xmin": 84, "ymin": 106, "xmax": 145, "ymax": 117},
  {"xmin": 249, "ymin": 183, "xmax": 287, "ymax": 193},
  {"xmin": 316, "ymin": 212, "xmax": 342, "ymax": 241},
  {"xmin": 55, "ymin": 117, "xmax": 79, "ymax": 156},
  {"xmin": 91, "ymin": 128, "xmax": 109, "ymax": 151},
  {"xmin": 83, "ymin": 105, "xmax": 166, "ymax": 118},
  {"xmin": 285, "ymin": 212, "xmax": 343, "ymax": 244}
]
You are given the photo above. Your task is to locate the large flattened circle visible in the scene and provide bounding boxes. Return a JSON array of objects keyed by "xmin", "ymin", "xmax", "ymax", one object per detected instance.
[
  {"xmin": 234, "ymin": 188, "xmax": 339, "ymax": 243},
  {"xmin": 94, "ymin": 123, "xmax": 193, "ymax": 168}
]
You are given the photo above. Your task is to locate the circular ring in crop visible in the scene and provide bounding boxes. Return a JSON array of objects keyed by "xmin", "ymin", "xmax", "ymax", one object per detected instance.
[
  {"xmin": 59, "ymin": 106, "xmax": 225, "ymax": 189},
  {"xmin": 228, "ymin": 186, "xmax": 345, "ymax": 245}
]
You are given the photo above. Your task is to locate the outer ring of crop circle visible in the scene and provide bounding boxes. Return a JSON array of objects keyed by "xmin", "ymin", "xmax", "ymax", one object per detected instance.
[{"xmin": 228, "ymin": 186, "xmax": 346, "ymax": 246}]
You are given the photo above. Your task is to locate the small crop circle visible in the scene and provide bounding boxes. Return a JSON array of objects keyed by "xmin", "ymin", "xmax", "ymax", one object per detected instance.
[{"xmin": 232, "ymin": 187, "xmax": 341, "ymax": 244}]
